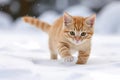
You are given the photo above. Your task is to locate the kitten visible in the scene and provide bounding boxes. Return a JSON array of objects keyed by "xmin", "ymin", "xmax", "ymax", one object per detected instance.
[{"xmin": 23, "ymin": 12, "xmax": 96, "ymax": 64}]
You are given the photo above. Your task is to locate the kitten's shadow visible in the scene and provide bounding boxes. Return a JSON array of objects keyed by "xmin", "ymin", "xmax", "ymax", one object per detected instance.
[
  {"xmin": 32, "ymin": 58, "xmax": 80, "ymax": 67},
  {"xmin": 32, "ymin": 56, "xmax": 113, "ymax": 67}
]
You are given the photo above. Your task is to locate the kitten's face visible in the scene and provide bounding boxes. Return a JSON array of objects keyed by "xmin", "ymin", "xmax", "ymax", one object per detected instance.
[{"xmin": 63, "ymin": 12, "xmax": 96, "ymax": 45}]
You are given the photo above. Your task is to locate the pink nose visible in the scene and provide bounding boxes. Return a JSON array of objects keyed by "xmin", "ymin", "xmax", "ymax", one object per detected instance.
[{"xmin": 75, "ymin": 36, "xmax": 80, "ymax": 41}]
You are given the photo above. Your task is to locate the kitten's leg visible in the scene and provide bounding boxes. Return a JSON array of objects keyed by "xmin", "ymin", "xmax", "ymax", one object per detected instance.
[
  {"xmin": 76, "ymin": 51, "xmax": 90, "ymax": 64},
  {"xmin": 50, "ymin": 52, "xmax": 57, "ymax": 60},
  {"xmin": 49, "ymin": 41, "xmax": 58, "ymax": 60},
  {"xmin": 58, "ymin": 43, "xmax": 74, "ymax": 62}
]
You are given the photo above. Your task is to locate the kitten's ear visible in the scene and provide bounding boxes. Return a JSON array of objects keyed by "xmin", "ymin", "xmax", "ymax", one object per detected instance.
[
  {"xmin": 85, "ymin": 14, "xmax": 96, "ymax": 27},
  {"xmin": 63, "ymin": 12, "xmax": 73, "ymax": 26}
]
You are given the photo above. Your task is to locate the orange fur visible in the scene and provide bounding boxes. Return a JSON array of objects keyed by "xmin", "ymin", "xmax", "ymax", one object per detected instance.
[
  {"xmin": 23, "ymin": 16, "xmax": 51, "ymax": 33},
  {"xmin": 23, "ymin": 12, "xmax": 96, "ymax": 64}
]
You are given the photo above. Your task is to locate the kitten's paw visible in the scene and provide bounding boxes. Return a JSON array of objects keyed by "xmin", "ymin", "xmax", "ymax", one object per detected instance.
[
  {"xmin": 61, "ymin": 56, "xmax": 78, "ymax": 64},
  {"xmin": 64, "ymin": 56, "xmax": 74, "ymax": 62}
]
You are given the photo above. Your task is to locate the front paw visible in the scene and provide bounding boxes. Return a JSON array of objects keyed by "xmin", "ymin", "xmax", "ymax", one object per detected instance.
[
  {"xmin": 64, "ymin": 56, "xmax": 74, "ymax": 63},
  {"xmin": 61, "ymin": 56, "xmax": 78, "ymax": 64},
  {"xmin": 76, "ymin": 60, "xmax": 87, "ymax": 64}
]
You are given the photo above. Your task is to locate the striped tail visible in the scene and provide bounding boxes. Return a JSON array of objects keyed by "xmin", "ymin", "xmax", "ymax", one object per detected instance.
[{"xmin": 22, "ymin": 16, "xmax": 51, "ymax": 33}]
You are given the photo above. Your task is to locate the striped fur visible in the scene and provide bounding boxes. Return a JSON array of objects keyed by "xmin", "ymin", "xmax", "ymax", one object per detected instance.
[
  {"xmin": 23, "ymin": 16, "xmax": 51, "ymax": 33},
  {"xmin": 22, "ymin": 12, "xmax": 96, "ymax": 64}
]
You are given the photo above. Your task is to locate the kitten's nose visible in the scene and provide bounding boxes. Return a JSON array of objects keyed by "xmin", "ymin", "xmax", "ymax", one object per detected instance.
[{"xmin": 75, "ymin": 36, "xmax": 80, "ymax": 41}]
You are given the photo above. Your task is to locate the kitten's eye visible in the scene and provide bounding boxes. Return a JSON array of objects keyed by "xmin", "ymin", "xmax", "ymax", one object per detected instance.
[
  {"xmin": 81, "ymin": 32, "xmax": 86, "ymax": 36},
  {"xmin": 70, "ymin": 31, "xmax": 75, "ymax": 35}
]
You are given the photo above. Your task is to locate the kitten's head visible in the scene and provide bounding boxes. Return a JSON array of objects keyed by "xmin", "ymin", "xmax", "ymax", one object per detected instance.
[{"xmin": 63, "ymin": 12, "xmax": 96, "ymax": 45}]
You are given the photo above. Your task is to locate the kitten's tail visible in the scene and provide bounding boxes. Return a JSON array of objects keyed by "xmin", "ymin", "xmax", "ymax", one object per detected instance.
[{"xmin": 22, "ymin": 16, "xmax": 51, "ymax": 33}]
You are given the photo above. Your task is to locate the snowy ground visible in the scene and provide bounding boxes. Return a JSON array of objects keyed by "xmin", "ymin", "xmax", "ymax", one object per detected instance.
[
  {"xmin": 1, "ymin": 1, "xmax": 120, "ymax": 79},
  {"xmin": 0, "ymin": 31, "xmax": 120, "ymax": 80}
]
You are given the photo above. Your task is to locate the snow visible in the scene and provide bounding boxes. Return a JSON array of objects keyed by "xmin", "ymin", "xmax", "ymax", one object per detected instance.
[
  {"xmin": 65, "ymin": 5, "xmax": 94, "ymax": 17},
  {"xmin": 39, "ymin": 11, "xmax": 60, "ymax": 24},
  {"xmin": 0, "ymin": 32, "xmax": 120, "ymax": 80},
  {"xmin": 81, "ymin": 0, "xmax": 114, "ymax": 9},
  {"xmin": 13, "ymin": 18, "xmax": 39, "ymax": 33},
  {"xmin": 95, "ymin": 1, "xmax": 120, "ymax": 34},
  {"xmin": 0, "ymin": 4, "xmax": 120, "ymax": 80},
  {"xmin": 0, "ymin": 0, "xmax": 11, "ymax": 5},
  {"xmin": 0, "ymin": 12, "xmax": 13, "ymax": 29}
]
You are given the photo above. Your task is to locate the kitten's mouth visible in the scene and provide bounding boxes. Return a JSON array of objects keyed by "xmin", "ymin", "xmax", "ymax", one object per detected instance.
[
  {"xmin": 70, "ymin": 39, "xmax": 83, "ymax": 45},
  {"xmin": 74, "ymin": 40, "xmax": 82, "ymax": 45},
  {"xmin": 76, "ymin": 40, "xmax": 80, "ymax": 43}
]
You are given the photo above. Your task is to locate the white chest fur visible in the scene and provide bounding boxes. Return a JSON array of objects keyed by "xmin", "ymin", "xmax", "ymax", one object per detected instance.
[{"xmin": 70, "ymin": 49, "xmax": 77, "ymax": 54}]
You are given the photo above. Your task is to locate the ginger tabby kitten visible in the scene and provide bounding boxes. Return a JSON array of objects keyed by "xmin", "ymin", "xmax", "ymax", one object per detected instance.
[{"xmin": 23, "ymin": 12, "xmax": 96, "ymax": 64}]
